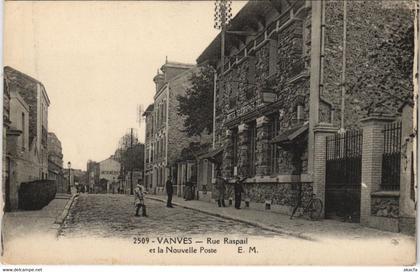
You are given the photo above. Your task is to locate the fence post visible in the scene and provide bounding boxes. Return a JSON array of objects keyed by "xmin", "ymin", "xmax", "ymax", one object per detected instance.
[
  {"xmin": 312, "ymin": 123, "xmax": 339, "ymax": 217},
  {"xmin": 360, "ymin": 114, "xmax": 395, "ymax": 226}
]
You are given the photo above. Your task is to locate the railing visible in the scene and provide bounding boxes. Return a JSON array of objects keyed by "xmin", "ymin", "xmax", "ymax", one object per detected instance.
[{"xmin": 381, "ymin": 121, "xmax": 402, "ymax": 191}]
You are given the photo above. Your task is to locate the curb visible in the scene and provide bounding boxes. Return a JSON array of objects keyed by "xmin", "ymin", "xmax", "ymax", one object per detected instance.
[
  {"xmin": 54, "ymin": 194, "xmax": 78, "ymax": 236},
  {"xmin": 146, "ymin": 196, "xmax": 315, "ymax": 241}
]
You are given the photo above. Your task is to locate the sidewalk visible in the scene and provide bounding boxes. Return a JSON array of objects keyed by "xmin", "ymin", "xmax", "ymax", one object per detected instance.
[
  {"xmin": 146, "ymin": 195, "xmax": 414, "ymax": 242},
  {"xmin": 2, "ymin": 193, "xmax": 76, "ymax": 243}
]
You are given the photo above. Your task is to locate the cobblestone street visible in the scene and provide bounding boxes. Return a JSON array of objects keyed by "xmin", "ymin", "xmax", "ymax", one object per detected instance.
[{"xmin": 59, "ymin": 194, "xmax": 281, "ymax": 239}]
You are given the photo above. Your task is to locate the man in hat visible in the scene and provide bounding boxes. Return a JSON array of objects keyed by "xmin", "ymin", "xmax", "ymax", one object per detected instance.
[
  {"xmin": 166, "ymin": 176, "xmax": 174, "ymax": 208},
  {"xmin": 234, "ymin": 176, "xmax": 246, "ymax": 209}
]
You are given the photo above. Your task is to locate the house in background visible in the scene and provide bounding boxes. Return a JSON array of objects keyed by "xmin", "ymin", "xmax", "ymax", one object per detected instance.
[
  {"xmin": 99, "ymin": 157, "xmax": 121, "ymax": 193},
  {"xmin": 144, "ymin": 60, "xmax": 203, "ymax": 195},
  {"xmin": 48, "ymin": 132, "xmax": 65, "ymax": 193}
]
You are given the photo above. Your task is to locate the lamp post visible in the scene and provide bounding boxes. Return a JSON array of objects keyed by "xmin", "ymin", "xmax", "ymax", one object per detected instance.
[{"xmin": 67, "ymin": 161, "xmax": 71, "ymax": 194}]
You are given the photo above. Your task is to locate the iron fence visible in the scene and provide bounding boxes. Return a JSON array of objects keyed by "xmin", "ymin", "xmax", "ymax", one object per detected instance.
[{"xmin": 381, "ymin": 121, "xmax": 402, "ymax": 191}]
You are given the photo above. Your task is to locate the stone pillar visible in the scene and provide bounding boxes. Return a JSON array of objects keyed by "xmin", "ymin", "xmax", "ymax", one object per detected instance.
[
  {"xmin": 238, "ymin": 123, "xmax": 250, "ymax": 177},
  {"xmin": 256, "ymin": 116, "xmax": 270, "ymax": 176},
  {"xmin": 312, "ymin": 123, "xmax": 339, "ymax": 217},
  {"xmin": 360, "ymin": 115, "xmax": 395, "ymax": 226},
  {"xmin": 222, "ymin": 129, "xmax": 233, "ymax": 177},
  {"xmin": 399, "ymin": 104, "xmax": 415, "ymax": 234}
]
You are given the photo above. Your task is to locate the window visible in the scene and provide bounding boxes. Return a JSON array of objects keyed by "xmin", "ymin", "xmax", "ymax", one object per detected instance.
[
  {"xmin": 248, "ymin": 121, "xmax": 257, "ymax": 177},
  {"xmin": 232, "ymin": 128, "xmax": 239, "ymax": 175},
  {"xmin": 268, "ymin": 39, "xmax": 278, "ymax": 77},
  {"xmin": 268, "ymin": 114, "xmax": 279, "ymax": 174}
]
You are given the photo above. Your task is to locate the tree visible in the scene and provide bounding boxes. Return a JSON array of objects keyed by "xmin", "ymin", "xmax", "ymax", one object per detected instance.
[{"xmin": 177, "ymin": 65, "xmax": 214, "ymax": 137}]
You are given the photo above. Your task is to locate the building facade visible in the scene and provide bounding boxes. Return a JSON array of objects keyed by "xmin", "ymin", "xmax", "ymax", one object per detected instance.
[
  {"xmin": 4, "ymin": 67, "xmax": 51, "ymax": 210},
  {"xmin": 47, "ymin": 132, "xmax": 65, "ymax": 193},
  {"xmin": 99, "ymin": 157, "xmax": 121, "ymax": 193},
  {"xmin": 143, "ymin": 60, "xmax": 201, "ymax": 194},
  {"xmin": 4, "ymin": 66, "xmax": 50, "ymax": 179},
  {"xmin": 197, "ymin": 0, "xmax": 414, "ymax": 231}
]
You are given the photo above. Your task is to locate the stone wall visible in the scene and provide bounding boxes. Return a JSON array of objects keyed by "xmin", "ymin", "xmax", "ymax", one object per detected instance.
[
  {"xmin": 371, "ymin": 195, "xmax": 399, "ymax": 218},
  {"xmin": 214, "ymin": 181, "xmax": 313, "ymax": 208},
  {"xmin": 322, "ymin": 1, "xmax": 414, "ymax": 128}
]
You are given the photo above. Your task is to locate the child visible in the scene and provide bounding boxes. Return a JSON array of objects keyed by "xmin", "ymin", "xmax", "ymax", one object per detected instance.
[{"xmin": 134, "ymin": 184, "xmax": 147, "ymax": 217}]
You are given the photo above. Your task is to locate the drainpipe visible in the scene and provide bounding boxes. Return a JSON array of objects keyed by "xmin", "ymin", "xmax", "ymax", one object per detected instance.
[
  {"xmin": 339, "ymin": 0, "xmax": 347, "ymax": 133},
  {"xmin": 211, "ymin": 68, "xmax": 218, "ymax": 184}
]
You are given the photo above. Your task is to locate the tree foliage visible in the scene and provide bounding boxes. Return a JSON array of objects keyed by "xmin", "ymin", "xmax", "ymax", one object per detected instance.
[
  {"xmin": 177, "ymin": 65, "xmax": 214, "ymax": 137},
  {"xmin": 114, "ymin": 131, "xmax": 144, "ymax": 171}
]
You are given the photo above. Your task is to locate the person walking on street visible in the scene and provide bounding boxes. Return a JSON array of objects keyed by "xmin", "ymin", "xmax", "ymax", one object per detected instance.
[
  {"xmin": 166, "ymin": 176, "xmax": 174, "ymax": 208},
  {"xmin": 234, "ymin": 176, "xmax": 246, "ymax": 209},
  {"xmin": 134, "ymin": 184, "xmax": 147, "ymax": 217},
  {"xmin": 215, "ymin": 169, "xmax": 227, "ymax": 207}
]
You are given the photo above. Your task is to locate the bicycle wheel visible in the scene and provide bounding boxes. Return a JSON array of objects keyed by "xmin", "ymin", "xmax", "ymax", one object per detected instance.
[{"xmin": 308, "ymin": 198, "xmax": 323, "ymax": 220}]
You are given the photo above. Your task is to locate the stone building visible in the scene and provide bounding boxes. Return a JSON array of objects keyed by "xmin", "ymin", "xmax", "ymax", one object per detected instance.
[
  {"xmin": 4, "ymin": 66, "xmax": 50, "ymax": 179},
  {"xmin": 47, "ymin": 132, "xmax": 65, "ymax": 193},
  {"xmin": 197, "ymin": 0, "xmax": 414, "ymax": 230},
  {"xmin": 3, "ymin": 71, "xmax": 12, "ymax": 210},
  {"xmin": 143, "ymin": 60, "xmax": 201, "ymax": 194},
  {"xmin": 3, "ymin": 67, "xmax": 51, "ymax": 210}
]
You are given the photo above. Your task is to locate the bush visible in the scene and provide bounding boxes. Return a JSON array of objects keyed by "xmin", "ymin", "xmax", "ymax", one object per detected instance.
[{"xmin": 18, "ymin": 179, "xmax": 57, "ymax": 210}]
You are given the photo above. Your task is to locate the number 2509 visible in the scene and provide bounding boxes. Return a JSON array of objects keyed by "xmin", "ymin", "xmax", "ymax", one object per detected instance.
[{"xmin": 133, "ymin": 237, "xmax": 149, "ymax": 244}]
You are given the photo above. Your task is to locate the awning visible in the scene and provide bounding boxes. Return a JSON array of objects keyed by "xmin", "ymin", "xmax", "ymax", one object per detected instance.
[
  {"xmin": 271, "ymin": 122, "xmax": 309, "ymax": 144},
  {"xmin": 197, "ymin": 147, "xmax": 224, "ymax": 164}
]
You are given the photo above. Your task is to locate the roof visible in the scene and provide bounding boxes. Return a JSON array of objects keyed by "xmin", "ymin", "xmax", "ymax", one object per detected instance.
[
  {"xmin": 271, "ymin": 122, "xmax": 309, "ymax": 144},
  {"xmin": 4, "ymin": 66, "xmax": 51, "ymax": 106},
  {"xmin": 142, "ymin": 104, "xmax": 154, "ymax": 116},
  {"xmin": 197, "ymin": 147, "xmax": 224, "ymax": 164},
  {"xmin": 196, "ymin": 0, "xmax": 276, "ymax": 64}
]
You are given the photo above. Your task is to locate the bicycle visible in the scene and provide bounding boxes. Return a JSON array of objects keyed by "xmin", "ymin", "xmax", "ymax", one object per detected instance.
[{"xmin": 290, "ymin": 193, "xmax": 323, "ymax": 221}]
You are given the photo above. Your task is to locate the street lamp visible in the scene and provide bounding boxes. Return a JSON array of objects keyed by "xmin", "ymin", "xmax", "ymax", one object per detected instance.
[{"xmin": 67, "ymin": 161, "xmax": 71, "ymax": 194}]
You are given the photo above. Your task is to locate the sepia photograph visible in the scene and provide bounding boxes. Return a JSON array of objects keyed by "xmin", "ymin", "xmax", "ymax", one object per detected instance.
[{"xmin": 1, "ymin": 0, "xmax": 418, "ymax": 266}]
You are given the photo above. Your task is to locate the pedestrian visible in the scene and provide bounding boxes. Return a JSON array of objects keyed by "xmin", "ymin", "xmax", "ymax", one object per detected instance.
[
  {"xmin": 184, "ymin": 180, "xmax": 193, "ymax": 201},
  {"xmin": 166, "ymin": 176, "xmax": 174, "ymax": 208},
  {"xmin": 134, "ymin": 184, "xmax": 147, "ymax": 217},
  {"xmin": 215, "ymin": 169, "xmax": 227, "ymax": 207},
  {"xmin": 234, "ymin": 176, "xmax": 246, "ymax": 209}
]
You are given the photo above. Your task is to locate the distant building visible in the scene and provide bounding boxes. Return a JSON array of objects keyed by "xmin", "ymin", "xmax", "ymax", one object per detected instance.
[
  {"xmin": 47, "ymin": 132, "xmax": 65, "ymax": 193},
  {"xmin": 87, "ymin": 160, "xmax": 100, "ymax": 193},
  {"xmin": 99, "ymin": 157, "xmax": 121, "ymax": 193},
  {"xmin": 3, "ymin": 67, "xmax": 50, "ymax": 210},
  {"xmin": 143, "ymin": 60, "xmax": 201, "ymax": 195}
]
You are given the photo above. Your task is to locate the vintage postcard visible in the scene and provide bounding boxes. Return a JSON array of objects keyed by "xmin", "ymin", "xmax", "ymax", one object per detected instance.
[{"xmin": 1, "ymin": 0, "xmax": 418, "ymax": 266}]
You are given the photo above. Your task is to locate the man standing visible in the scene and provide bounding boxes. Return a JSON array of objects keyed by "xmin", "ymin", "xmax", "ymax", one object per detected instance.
[
  {"xmin": 166, "ymin": 176, "xmax": 174, "ymax": 208},
  {"xmin": 234, "ymin": 176, "xmax": 246, "ymax": 209},
  {"xmin": 215, "ymin": 168, "xmax": 227, "ymax": 207}
]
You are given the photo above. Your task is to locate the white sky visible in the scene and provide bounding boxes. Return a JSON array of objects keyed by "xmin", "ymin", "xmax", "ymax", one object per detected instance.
[{"xmin": 4, "ymin": 1, "xmax": 246, "ymax": 170}]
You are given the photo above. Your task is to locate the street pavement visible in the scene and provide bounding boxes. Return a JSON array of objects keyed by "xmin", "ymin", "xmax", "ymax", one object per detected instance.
[
  {"xmin": 59, "ymin": 194, "xmax": 280, "ymax": 239},
  {"xmin": 3, "ymin": 193, "xmax": 415, "ymax": 265}
]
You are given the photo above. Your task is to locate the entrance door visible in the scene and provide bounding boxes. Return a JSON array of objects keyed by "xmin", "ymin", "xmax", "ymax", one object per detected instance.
[{"xmin": 325, "ymin": 130, "xmax": 362, "ymax": 222}]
